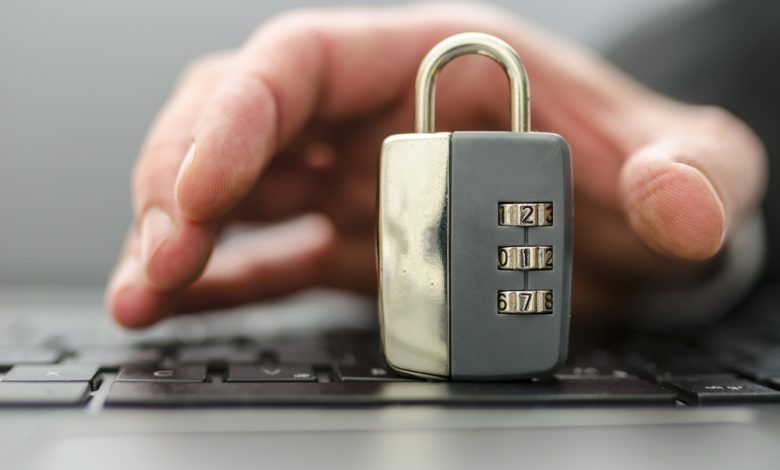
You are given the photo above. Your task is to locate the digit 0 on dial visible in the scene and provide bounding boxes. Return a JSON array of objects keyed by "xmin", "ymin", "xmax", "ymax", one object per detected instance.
[
  {"xmin": 498, "ymin": 246, "xmax": 553, "ymax": 270},
  {"xmin": 498, "ymin": 202, "xmax": 553, "ymax": 227},
  {"xmin": 497, "ymin": 290, "xmax": 553, "ymax": 314}
]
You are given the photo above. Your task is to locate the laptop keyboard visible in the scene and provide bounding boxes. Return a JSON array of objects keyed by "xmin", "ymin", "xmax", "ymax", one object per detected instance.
[
  {"xmin": 2, "ymin": 327, "xmax": 780, "ymax": 409},
  {"xmin": 1, "ymin": 285, "xmax": 779, "ymax": 409}
]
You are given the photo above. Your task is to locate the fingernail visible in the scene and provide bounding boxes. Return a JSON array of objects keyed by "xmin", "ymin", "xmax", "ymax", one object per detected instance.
[
  {"xmin": 140, "ymin": 207, "xmax": 175, "ymax": 270},
  {"xmin": 108, "ymin": 255, "xmax": 142, "ymax": 295},
  {"xmin": 175, "ymin": 143, "xmax": 197, "ymax": 199},
  {"xmin": 686, "ymin": 161, "xmax": 728, "ymax": 240}
]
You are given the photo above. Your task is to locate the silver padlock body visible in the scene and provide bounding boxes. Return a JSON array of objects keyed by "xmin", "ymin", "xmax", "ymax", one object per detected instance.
[
  {"xmin": 378, "ymin": 131, "xmax": 572, "ymax": 380},
  {"xmin": 450, "ymin": 131, "xmax": 571, "ymax": 380},
  {"xmin": 377, "ymin": 133, "xmax": 451, "ymax": 379}
]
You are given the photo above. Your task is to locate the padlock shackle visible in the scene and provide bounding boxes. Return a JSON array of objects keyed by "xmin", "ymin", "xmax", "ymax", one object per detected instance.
[{"xmin": 415, "ymin": 32, "xmax": 530, "ymax": 134}]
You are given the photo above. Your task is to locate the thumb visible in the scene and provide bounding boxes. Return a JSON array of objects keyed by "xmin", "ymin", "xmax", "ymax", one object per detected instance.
[{"xmin": 619, "ymin": 110, "xmax": 766, "ymax": 261}]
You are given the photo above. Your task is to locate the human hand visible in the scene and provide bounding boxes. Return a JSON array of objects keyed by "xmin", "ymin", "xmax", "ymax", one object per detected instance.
[{"xmin": 106, "ymin": 3, "xmax": 767, "ymax": 328}]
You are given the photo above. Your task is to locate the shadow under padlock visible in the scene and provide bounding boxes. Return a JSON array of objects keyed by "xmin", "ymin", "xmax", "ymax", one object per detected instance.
[{"xmin": 377, "ymin": 32, "xmax": 573, "ymax": 381}]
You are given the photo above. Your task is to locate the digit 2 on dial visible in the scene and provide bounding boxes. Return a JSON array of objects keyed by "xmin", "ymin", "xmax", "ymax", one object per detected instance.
[{"xmin": 498, "ymin": 202, "xmax": 553, "ymax": 227}]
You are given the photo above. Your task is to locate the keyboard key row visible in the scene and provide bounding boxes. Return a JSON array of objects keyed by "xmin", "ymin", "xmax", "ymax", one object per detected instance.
[
  {"xmin": 4, "ymin": 369, "xmax": 780, "ymax": 408},
  {"xmin": 0, "ymin": 344, "xmax": 368, "ymax": 370},
  {"xmin": 176, "ymin": 345, "xmax": 258, "ymax": 364},
  {"xmin": 68, "ymin": 347, "xmax": 162, "ymax": 367},
  {"xmin": 113, "ymin": 365, "xmax": 319, "ymax": 383},
  {"xmin": 104, "ymin": 378, "xmax": 677, "ymax": 407}
]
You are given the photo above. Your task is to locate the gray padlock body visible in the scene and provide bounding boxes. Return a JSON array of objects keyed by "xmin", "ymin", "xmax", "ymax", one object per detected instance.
[{"xmin": 450, "ymin": 132, "xmax": 572, "ymax": 380}]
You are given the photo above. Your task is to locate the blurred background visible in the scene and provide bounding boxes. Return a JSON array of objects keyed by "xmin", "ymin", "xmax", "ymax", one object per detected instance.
[{"xmin": 0, "ymin": 0, "xmax": 710, "ymax": 288}]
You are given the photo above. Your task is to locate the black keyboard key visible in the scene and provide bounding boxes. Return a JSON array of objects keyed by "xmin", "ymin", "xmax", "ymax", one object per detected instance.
[
  {"xmin": 555, "ymin": 365, "xmax": 632, "ymax": 379},
  {"xmin": 557, "ymin": 349, "xmax": 633, "ymax": 379},
  {"xmin": 227, "ymin": 364, "xmax": 315, "ymax": 382},
  {"xmin": 656, "ymin": 360, "xmax": 730, "ymax": 379},
  {"xmin": 0, "ymin": 346, "xmax": 61, "ymax": 367},
  {"xmin": 766, "ymin": 377, "xmax": 780, "ymax": 390},
  {"xmin": 638, "ymin": 355, "xmax": 729, "ymax": 380},
  {"xmin": 666, "ymin": 377, "xmax": 780, "ymax": 404},
  {"xmin": 722, "ymin": 353, "xmax": 780, "ymax": 382},
  {"xmin": 321, "ymin": 331, "xmax": 381, "ymax": 352},
  {"xmin": 3, "ymin": 364, "xmax": 98, "ymax": 384},
  {"xmin": 0, "ymin": 382, "xmax": 90, "ymax": 406},
  {"xmin": 105, "ymin": 378, "xmax": 675, "ymax": 407},
  {"xmin": 336, "ymin": 364, "xmax": 414, "ymax": 382},
  {"xmin": 69, "ymin": 347, "xmax": 162, "ymax": 368},
  {"xmin": 116, "ymin": 365, "xmax": 207, "ymax": 383},
  {"xmin": 177, "ymin": 345, "xmax": 257, "ymax": 364}
]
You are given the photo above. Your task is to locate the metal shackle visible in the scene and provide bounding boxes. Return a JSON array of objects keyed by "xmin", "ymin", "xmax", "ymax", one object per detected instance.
[{"xmin": 414, "ymin": 32, "xmax": 530, "ymax": 134}]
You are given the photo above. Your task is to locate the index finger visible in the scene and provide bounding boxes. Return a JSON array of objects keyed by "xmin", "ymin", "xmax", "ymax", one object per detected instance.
[{"xmin": 173, "ymin": 8, "xmax": 427, "ymax": 222}]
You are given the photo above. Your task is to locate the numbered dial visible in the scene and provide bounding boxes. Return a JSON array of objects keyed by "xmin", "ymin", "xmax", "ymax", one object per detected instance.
[
  {"xmin": 497, "ymin": 290, "xmax": 553, "ymax": 314},
  {"xmin": 498, "ymin": 202, "xmax": 553, "ymax": 227},
  {"xmin": 498, "ymin": 246, "xmax": 553, "ymax": 270}
]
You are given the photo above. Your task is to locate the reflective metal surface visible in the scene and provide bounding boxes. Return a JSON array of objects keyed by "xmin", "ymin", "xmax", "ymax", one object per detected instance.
[
  {"xmin": 415, "ymin": 32, "xmax": 530, "ymax": 134},
  {"xmin": 377, "ymin": 133, "xmax": 451, "ymax": 379}
]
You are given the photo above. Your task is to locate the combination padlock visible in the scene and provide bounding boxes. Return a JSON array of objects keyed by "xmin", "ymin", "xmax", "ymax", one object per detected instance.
[{"xmin": 377, "ymin": 32, "xmax": 572, "ymax": 380}]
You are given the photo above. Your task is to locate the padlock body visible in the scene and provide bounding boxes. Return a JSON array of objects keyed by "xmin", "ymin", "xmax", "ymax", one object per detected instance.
[
  {"xmin": 377, "ymin": 133, "xmax": 451, "ymax": 379},
  {"xmin": 450, "ymin": 131, "xmax": 571, "ymax": 380},
  {"xmin": 378, "ymin": 131, "xmax": 572, "ymax": 380}
]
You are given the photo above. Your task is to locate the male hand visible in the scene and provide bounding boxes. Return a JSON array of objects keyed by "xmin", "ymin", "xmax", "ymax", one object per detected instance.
[{"xmin": 106, "ymin": 4, "xmax": 767, "ymax": 328}]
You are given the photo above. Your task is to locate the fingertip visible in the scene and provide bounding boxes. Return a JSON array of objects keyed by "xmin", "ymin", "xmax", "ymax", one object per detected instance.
[
  {"xmin": 144, "ymin": 219, "xmax": 216, "ymax": 291},
  {"xmin": 106, "ymin": 257, "xmax": 170, "ymax": 329},
  {"xmin": 109, "ymin": 286, "xmax": 170, "ymax": 329},
  {"xmin": 621, "ymin": 153, "xmax": 726, "ymax": 261}
]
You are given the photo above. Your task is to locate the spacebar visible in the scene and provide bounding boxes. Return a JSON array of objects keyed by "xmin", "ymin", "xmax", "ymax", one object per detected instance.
[{"xmin": 105, "ymin": 379, "xmax": 676, "ymax": 407}]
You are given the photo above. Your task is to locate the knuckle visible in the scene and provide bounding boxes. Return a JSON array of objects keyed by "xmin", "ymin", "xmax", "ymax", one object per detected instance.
[
  {"xmin": 408, "ymin": 2, "xmax": 516, "ymax": 32},
  {"xmin": 258, "ymin": 8, "xmax": 322, "ymax": 33},
  {"xmin": 691, "ymin": 105, "xmax": 764, "ymax": 156},
  {"xmin": 694, "ymin": 106, "xmax": 738, "ymax": 132},
  {"xmin": 247, "ymin": 8, "xmax": 323, "ymax": 49}
]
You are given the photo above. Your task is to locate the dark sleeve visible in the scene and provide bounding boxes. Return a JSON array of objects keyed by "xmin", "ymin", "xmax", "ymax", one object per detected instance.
[{"xmin": 606, "ymin": 0, "xmax": 780, "ymax": 282}]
